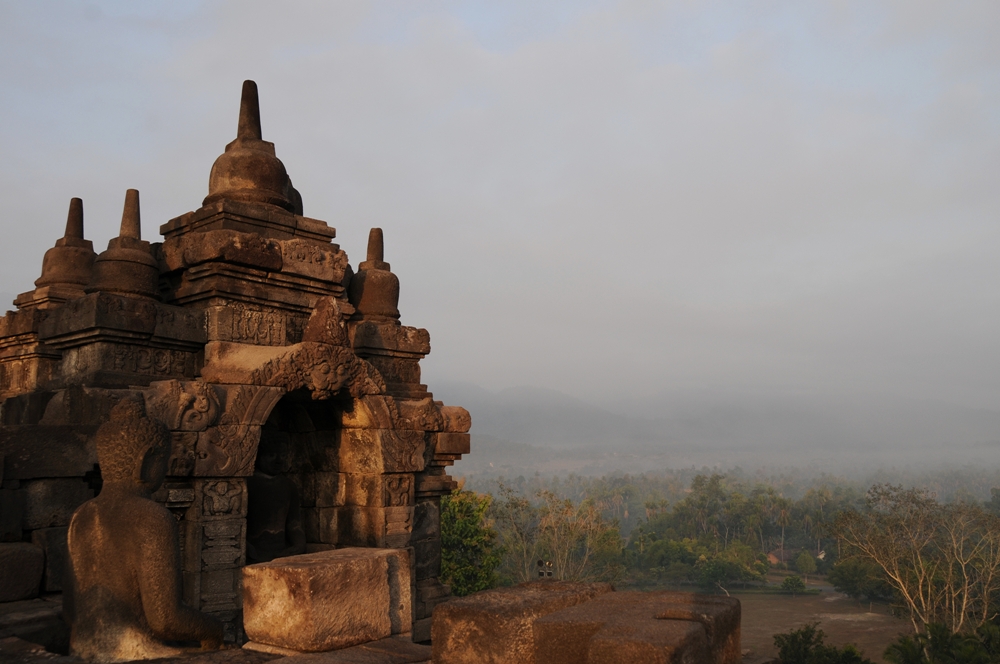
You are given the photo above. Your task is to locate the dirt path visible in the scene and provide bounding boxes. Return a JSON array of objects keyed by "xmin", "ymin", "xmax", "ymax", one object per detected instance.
[{"xmin": 737, "ymin": 590, "xmax": 909, "ymax": 663}]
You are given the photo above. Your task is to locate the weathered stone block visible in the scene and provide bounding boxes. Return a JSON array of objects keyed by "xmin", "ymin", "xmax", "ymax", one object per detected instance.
[
  {"xmin": 413, "ymin": 538, "xmax": 441, "ymax": 581},
  {"xmin": 439, "ymin": 405, "xmax": 471, "ymax": 433},
  {"xmin": 303, "ymin": 507, "xmax": 338, "ymax": 544},
  {"xmin": 416, "ymin": 578, "xmax": 451, "ymax": 621},
  {"xmin": 532, "ymin": 591, "xmax": 741, "ymax": 664},
  {"xmin": 160, "ymin": 229, "xmax": 283, "ymax": 273},
  {"xmin": 0, "ymin": 543, "xmax": 44, "ymax": 601},
  {"xmin": 432, "ymin": 581, "xmax": 613, "ymax": 664},
  {"xmin": 0, "ymin": 488, "xmax": 24, "ymax": 541},
  {"xmin": 351, "ymin": 322, "xmax": 430, "ymax": 355},
  {"xmin": 59, "ymin": 343, "xmax": 198, "ymax": 386},
  {"xmin": 342, "ymin": 473, "xmax": 413, "ymax": 508},
  {"xmin": 396, "ymin": 398, "xmax": 444, "ymax": 431},
  {"xmin": 336, "ymin": 506, "xmax": 385, "ymax": 547},
  {"xmin": 364, "ymin": 355, "xmax": 422, "ymax": 386},
  {"xmin": 302, "ymin": 472, "xmax": 345, "ymax": 507},
  {"xmin": 22, "ymin": 478, "xmax": 92, "ymax": 529},
  {"xmin": 339, "ymin": 429, "xmax": 425, "ymax": 474},
  {"xmin": 279, "ymin": 238, "xmax": 349, "ymax": 283},
  {"xmin": 30, "ymin": 527, "xmax": 68, "ymax": 592},
  {"xmin": 243, "ymin": 548, "xmax": 411, "ymax": 652},
  {"xmin": 0, "ymin": 392, "xmax": 55, "ymax": 426},
  {"xmin": 412, "ymin": 499, "xmax": 440, "ymax": 542},
  {"xmin": 414, "ymin": 469, "xmax": 459, "ymax": 497},
  {"xmin": 436, "ymin": 432, "xmax": 470, "ymax": 455},
  {"xmin": 37, "ymin": 386, "xmax": 120, "ymax": 427},
  {"xmin": 0, "ymin": 425, "xmax": 96, "ymax": 479},
  {"xmin": 339, "ymin": 395, "xmax": 397, "ymax": 429}
]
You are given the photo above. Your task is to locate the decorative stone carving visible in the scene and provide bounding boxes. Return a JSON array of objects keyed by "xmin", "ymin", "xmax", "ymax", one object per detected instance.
[
  {"xmin": 207, "ymin": 304, "xmax": 287, "ymax": 345},
  {"xmin": 201, "ymin": 480, "xmax": 246, "ymax": 518},
  {"xmin": 440, "ymin": 405, "xmax": 472, "ymax": 433},
  {"xmin": 145, "ymin": 380, "xmax": 221, "ymax": 432},
  {"xmin": 384, "ymin": 475, "xmax": 413, "ymax": 508},
  {"xmin": 396, "ymin": 398, "xmax": 444, "ymax": 432},
  {"xmin": 339, "ymin": 429, "xmax": 425, "ymax": 474},
  {"xmin": 251, "ymin": 344, "xmax": 383, "ymax": 399},
  {"xmin": 301, "ymin": 296, "xmax": 350, "ymax": 347},
  {"xmin": 279, "ymin": 238, "xmax": 349, "ymax": 283},
  {"xmin": 194, "ymin": 385, "xmax": 284, "ymax": 477},
  {"xmin": 66, "ymin": 397, "xmax": 222, "ymax": 661}
]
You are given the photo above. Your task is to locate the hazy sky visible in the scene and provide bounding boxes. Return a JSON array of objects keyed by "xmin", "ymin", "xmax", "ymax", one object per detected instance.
[{"xmin": 2, "ymin": 1, "xmax": 999, "ymax": 412}]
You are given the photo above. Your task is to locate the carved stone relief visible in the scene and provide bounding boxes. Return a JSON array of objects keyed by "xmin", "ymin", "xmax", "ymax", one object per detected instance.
[
  {"xmin": 146, "ymin": 380, "xmax": 221, "ymax": 432},
  {"xmin": 384, "ymin": 475, "xmax": 413, "ymax": 507},
  {"xmin": 201, "ymin": 480, "xmax": 246, "ymax": 518},
  {"xmin": 193, "ymin": 385, "xmax": 283, "ymax": 477},
  {"xmin": 248, "ymin": 343, "xmax": 384, "ymax": 399}
]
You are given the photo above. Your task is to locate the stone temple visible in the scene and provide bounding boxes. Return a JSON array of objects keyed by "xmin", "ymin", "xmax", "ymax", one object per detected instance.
[
  {"xmin": 0, "ymin": 81, "xmax": 742, "ymax": 663},
  {"xmin": 0, "ymin": 80, "xmax": 468, "ymax": 647}
]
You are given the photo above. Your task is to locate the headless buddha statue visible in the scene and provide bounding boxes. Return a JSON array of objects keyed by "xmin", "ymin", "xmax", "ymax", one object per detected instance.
[
  {"xmin": 66, "ymin": 397, "xmax": 222, "ymax": 662},
  {"xmin": 245, "ymin": 431, "xmax": 306, "ymax": 564}
]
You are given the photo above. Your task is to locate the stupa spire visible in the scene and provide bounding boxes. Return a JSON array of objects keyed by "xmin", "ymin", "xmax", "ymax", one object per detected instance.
[
  {"xmin": 65, "ymin": 197, "xmax": 84, "ymax": 239},
  {"xmin": 237, "ymin": 80, "xmax": 263, "ymax": 141},
  {"xmin": 367, "ymin": 228, "xmax": 384, "ymax": 263},
  {"xmin": 120, "ymin": 189, "xmax": 141, "ymax": 240}
]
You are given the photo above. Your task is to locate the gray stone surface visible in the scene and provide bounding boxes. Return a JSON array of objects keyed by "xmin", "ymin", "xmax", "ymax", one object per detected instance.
[
  {"xmin": 0, "ymin": 597, "xmax": 69, "ymax": 656},
  {"xmin": 0, "ymin": 543, "xmax": 44, "ymax": 602},
  {"xmin": 243, "ymin": 548, "xmax": 411, "ymax": 653},
  {"xmin": 31, "ymin": 527, "xmax": 68, "ymax": 593},
  {"xmin": 23, "ymin": 479, "xmax": 93, "ymax": 530},
  {"xmin": 432, "ymin": 581, "xmax": 613, "ymax": 664}
]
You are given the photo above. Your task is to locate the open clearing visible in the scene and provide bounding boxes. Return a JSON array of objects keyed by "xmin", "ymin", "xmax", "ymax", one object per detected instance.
[{"xmin": 737, "ymin": 588, "xmax": 908, "ymax": 663}]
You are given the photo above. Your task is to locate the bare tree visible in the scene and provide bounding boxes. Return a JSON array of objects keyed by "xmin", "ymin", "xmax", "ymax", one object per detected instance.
[
  {"xmin": 489, "ymin": 483, "xmax": 540, "ymax": 584},
  {"xmin": 835, "ymin": 484, "xmax": 1000, "ymax": 634}
]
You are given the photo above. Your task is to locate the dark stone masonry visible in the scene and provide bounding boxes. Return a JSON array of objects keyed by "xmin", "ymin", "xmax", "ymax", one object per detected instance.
[
  {"xmin": 0, "ymin": 80, "xmax": 468, "ymax": 658},
  {"xmin": 0, "ymin": 80, "xmax": 740, "ymax": 663}
]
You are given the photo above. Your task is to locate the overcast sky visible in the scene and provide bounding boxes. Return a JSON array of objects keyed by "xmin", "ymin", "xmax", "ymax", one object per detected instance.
[{"xmin": 2, "ymin": 1, "xmax": 999, "ymax": 415}]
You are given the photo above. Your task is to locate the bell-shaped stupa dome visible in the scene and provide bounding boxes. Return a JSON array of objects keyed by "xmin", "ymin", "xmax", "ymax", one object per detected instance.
[
  {"xmin": 348, "ymin": 228, "xmax": 401, "ymax": 323},
  {"xmin": 14, "ymin": 198, "xmax": 97, "ymax": 309},
  {"xmin": 34, "ymin": 197, "xmax": 96, "ymax": 291},
  {"xmin": 203, "ymin": 80, "xmax": 301, "ymax": 213},
  {"xmin": 86, "ymin": 189, "xmax": 160, "ymax": 299}
]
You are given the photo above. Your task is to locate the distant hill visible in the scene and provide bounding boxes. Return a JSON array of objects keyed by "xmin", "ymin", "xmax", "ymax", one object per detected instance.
[{"xmin": 431, "ymin": 381, "xmax": 1000, "ymax": 473}]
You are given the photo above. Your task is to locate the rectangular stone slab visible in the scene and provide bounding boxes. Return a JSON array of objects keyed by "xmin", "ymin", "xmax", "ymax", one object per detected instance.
[
  {"xmin": 532, "ymin": 591, "xmax": 741, "ymax": 664},
  {"xmin": 242, "ymin": 548, "xmax": 411, "ymax": 652},
  {"xmin": 432, "ymin": 581, "xmax": 613, "ymax": 664}
]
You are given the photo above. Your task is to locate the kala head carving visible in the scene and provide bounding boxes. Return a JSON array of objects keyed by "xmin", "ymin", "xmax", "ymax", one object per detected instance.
[{"xmin": 66, "ymin": 397, "xmax": 222, "ymax": 662}]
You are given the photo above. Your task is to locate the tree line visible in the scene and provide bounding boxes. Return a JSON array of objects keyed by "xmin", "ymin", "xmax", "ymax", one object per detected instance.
[{"xmin": 442, "ymin": 470, "xmax": 1000, "ymax": 661}]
